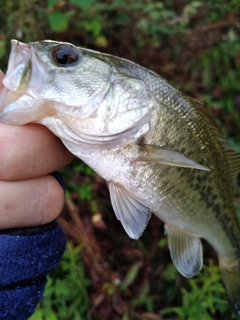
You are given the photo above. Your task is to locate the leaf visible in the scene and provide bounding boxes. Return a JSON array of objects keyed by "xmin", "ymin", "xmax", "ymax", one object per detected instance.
[
  {"xmin": 120, "ymin": 262, "xmax": 143, "ymax": 290},
  {"xmin": 70, "ymin": 0, "xmax": 95, "ymax": 11},
  {"xmin": 140, "ymin": 313, "xmax": 162, "ymax": 319},
  {"xmin": 95, "ymin": 35, "xmax": 108, "ymax": 47},
  {"xmin": 83, "ymin": 19, "xmax": 102, "ymax": 36},
  {"xmin": 47, "ymin": 0, "xmax": 59, "ymax": 8},
  {"xmin": 48, "ymin": 11, "xmax": 73, "ymax": 33},
  {"xmin": 0, "ymin": 40, "xmax": 6, "ymax": 59}
]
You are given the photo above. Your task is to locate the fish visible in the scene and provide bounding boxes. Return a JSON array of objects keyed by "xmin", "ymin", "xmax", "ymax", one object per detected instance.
[{"xmin": 1, "ymin": 39, "xmax": 240, "ymax": 318}]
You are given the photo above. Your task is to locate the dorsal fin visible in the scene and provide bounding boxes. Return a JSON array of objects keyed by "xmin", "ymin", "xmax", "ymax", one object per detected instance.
[
  {"xmin": 188, "ymin": 98, "xmax": 240, "ymax": 182},
  {"xmin": 188, "ymin": 97, "xmax": 224, "ymax": 141},
  {"xmin": 226, "ymin": 150, "xmax": 240, "ymax": 181}
]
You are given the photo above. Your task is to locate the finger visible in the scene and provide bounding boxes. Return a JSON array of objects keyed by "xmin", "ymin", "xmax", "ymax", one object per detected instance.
[
  {"xmin": 0, "ymin": 175, "xmax": 65, "ymax": 229},
  {"xmin": 0, "ymin": 123, "xmax": 74, "ymax": 181}
]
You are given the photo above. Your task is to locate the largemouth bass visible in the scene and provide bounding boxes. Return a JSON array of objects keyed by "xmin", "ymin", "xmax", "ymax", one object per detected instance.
[{"xmin": 1, "ymin": 40, "xmax": 240, "ymax": 317}]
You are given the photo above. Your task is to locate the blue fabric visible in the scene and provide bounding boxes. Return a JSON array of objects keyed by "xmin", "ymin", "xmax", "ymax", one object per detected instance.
[
  {"xmin": 51, "ymin": 171, "xmax": 66, "ymax": 192},
  {"xmin": 0, "ymin": 221, "xmax": 66, "ymax": 320}
]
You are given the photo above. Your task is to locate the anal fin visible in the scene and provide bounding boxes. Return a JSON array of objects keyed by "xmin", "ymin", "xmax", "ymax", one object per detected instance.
[
  {"xmin": 165, "ymin": 225, "xmax": 202, "ymax": 277},
  {"xmin": 108, "ymin": 182, "xmax": 151, "ymax": 240}
]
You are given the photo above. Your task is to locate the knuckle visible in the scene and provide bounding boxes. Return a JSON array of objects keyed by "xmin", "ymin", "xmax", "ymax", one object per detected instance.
[{"xmin": 0, "ymin": 140, "xmax": 21, "ymax": 180}]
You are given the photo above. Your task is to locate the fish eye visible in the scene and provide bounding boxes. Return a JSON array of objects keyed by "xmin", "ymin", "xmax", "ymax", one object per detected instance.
[{"xmin": 51, "ymin": 44, "xmax": 80, "ymax": 67}]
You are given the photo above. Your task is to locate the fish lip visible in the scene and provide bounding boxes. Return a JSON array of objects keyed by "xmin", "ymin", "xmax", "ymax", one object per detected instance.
[
  {"xmin": 3, "ymin": 40, "xmax": 32, "ymax": 91},
  {"xmin": 17, "ymin": 41, "xmax": 31, "ymax": 52},
  {"xmin": 17, "ymin": 41, "xmax": 33, "ymax": 90},
  {"xmin": 1, "ymin": 40, "xmax": 49, "ymax": 98},
  {"xmin": 18, "ymin": 59, "xmax": 32, "ymax": 90},
  {"xmin": 0, "ymin": 40, "xmax": 49, "ymax": 119}
]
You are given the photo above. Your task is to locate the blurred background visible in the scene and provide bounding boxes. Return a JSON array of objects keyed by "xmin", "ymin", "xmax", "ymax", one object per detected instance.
[{"xmin": 1, "ymin": 1, "xmax": 240, "ymax": 319}]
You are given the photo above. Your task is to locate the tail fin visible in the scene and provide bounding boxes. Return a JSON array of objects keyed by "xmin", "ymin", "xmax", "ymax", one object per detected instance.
[{"xmin": 219, "ymin": 258, "xmax": 240, "ymax": 319}]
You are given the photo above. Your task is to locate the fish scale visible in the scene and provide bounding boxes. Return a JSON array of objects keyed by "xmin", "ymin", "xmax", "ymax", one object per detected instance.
[{"xmin": 1, "ymin": 39, "xmax": 240, "ymax": 318}]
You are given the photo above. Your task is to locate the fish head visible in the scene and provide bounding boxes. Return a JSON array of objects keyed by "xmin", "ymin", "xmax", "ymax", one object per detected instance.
[
  {"xmin": 0, "ymin": 40, "xmax": 153, "ymax": 152},
  {"xmin": 0, "ymin": 40, "xmax": 111, "ymax": 127}
]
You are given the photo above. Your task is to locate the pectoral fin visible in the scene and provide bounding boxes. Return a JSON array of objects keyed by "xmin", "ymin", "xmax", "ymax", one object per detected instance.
[
  {"xmin": 108, "ymin": 182, "xmax": 151, "ymax": 240},
  {"xmin": 133, "ymin": 144, "xmax": 209, "ymax": 171},
  {"xmin": 165, "ymin": 225, "xmax": 202, "ymax": 277}
]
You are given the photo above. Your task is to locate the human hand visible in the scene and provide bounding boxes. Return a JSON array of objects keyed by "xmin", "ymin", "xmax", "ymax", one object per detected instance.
[
  {"xmin": 0, "ymin": 122, "xmax": 74, "ymax": 229},
  {"xmin": 0, "ymin": 56, "xmax": 74, "ymax": 229},
  {"xmin": 0, "ymin": 49, "xmax": 76, "ymax": 240},
  {"xmin": 0, "ymin": 124, "xmax": 73, "ymax": 320},
  {"xmin": 0, "ymin": 68, "xmax": 74, "ymax": 320}
]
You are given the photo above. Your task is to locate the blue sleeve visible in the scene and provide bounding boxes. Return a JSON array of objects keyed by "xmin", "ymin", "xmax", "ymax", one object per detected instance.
[{"xmin": 0, "ymin": 221, "xmax": 66, "ymax": 320}]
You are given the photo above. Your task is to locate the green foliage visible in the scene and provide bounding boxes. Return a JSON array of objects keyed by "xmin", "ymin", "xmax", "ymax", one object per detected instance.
[
  {"xmin": 160, "ymin": 261, "xmax": 236, "ymax": 319},
  {"xmin": 60, "ymin": 160, "xmax": 96, "ymax": 201},
  {"xmin": 29, "ymin": 243, "xmax": 93, "ymax": 320},
  {"xmin": 120, "ymin": 262, "xmax": 143, "ymax": 291},
  {"xmin": 70, "ymin": 0, "xmax": 96, "ymax": 12},
  {"xmin": 191, "ymin": 31, "xmax": 240, "ymax": 113},
  {"xmin": 48, "ymin": 11, "xmax": 75, "ymax": 33},
  {"xmin": 1, "ymin": 1, "xmax": 240, "ymax": 319}
]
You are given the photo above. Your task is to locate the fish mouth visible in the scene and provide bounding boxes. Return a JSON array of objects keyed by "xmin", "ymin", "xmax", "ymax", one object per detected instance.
[
  {"xmin": 2, "ymin": 39, "xmax": 49, "ymax": 96},
  {"xmin": 16, "ymin": 41, "xmax": 33, "ymax": 90},
  {"xmin": 0, "ymin": 40, "xmax": 33, "ymax": 115},
  {"xmin": 18, "ymin": 59, "xmax": 32, "ymax": 90},
  {"xmin": 0, "ymin": 40, "xmax": 50, "ymax": 124},
  {"xmin": 2, "ymin": 40, "xmax": 32, "ymax": 92}
]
